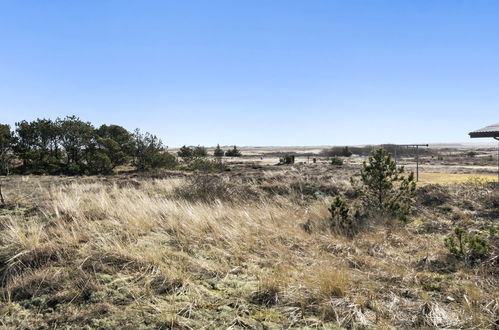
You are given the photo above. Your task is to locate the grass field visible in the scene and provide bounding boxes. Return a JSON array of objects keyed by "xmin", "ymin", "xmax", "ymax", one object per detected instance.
[{"xmin": 0, "ymin": 163, "xmax": 497, "ymax": 328}]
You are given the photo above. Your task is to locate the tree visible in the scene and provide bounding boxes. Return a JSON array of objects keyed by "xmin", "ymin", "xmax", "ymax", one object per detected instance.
[
  {"xmin": 321, "ymin": 146, "xmax": 352, "ymax": 157},
  {"xmin": 0, "ymin": 124, "xmax": 15, "ymax": 175},
  {"xmin": 5, "ymin": 116, "xmax": 182, "ymax": 175},
  {"xmin": 94, "ymin": 124, "xmax": 135, "ymax": 172},
  {"xmin": 352, "ymin": 147, "xmax": 416, "ymax": 221},
  {"xmin": 133, "ymin": 129, "xmax": 176, "ymax": 171},
  {"xmin": 97, "ymin": 124, "xmax": 135, "ymax": 156},
  {"xmin": 214, "ymin": 144, "xmax": 225, "ymax": 157},
  {"xmin": 341, "ymin": 146, "xmax": 352, "ymax": 157},
  {"xmin": 14, "ymin": 120, "xmax": 39, "ymax": 169},
  {"xmin": 225, "ymin": 145, "xmax": 242, "ymax": 157},
  {"xmin": 58, "ymin": 116, "xmax": 96, "ymax": 174},
  {"xmin": 177, "ymin": 145, "xmax": 194, "ymax": 160},
  {"xmin": 14, "ymin": 119, "xmax": 62, "ymax": 173}
]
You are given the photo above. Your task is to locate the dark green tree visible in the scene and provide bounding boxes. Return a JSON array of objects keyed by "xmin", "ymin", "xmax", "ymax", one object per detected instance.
[
  {"xmin": 97, "ymin": 124, "xmax": 135, "ymax": 156},
  {"xmin": 214, "ymin": 144, "xmax": 225, "ymax": 157},
  {"xmin": 14, "ymin": 119, "xmax": 62, "ymax": 173},
  {"xmin": 58, "ymin": 116, "xmax": 96, "ymax": 174},
  {"xmin": 14, "ymin": 120, "xmax": 39, "ymax": 169},
  {"xmin": 93, "ymin": 124, "xmax": 135, "ymax": 172},
  {"xmin": 225, "ymin": 145, "xmax": 242, "ymax": 157},
  {"xmin": 341, "ymin": 146, "xmax": 352, "ymax": 157}
]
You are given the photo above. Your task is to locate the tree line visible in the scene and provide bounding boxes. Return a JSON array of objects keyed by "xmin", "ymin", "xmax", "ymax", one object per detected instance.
[
  {"xmin": 0, "ymin": 116, "xmax": 176, "ymax": 175},
  {"xmin": 0, "ymin": 116, "xmax": 245, "ymax": 176},
  {"xmin": 177, "ymin": 144, "xmax": 241, "ymax": 159},
  {"xmin": 321, "ymin": 145, "xmax": 433, "ymax": 158}
]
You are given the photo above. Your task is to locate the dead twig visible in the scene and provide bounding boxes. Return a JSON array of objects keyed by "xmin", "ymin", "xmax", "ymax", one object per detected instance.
[{"xmin": 0, "ymin": 182, "xmax": 5, "ymax": 206}]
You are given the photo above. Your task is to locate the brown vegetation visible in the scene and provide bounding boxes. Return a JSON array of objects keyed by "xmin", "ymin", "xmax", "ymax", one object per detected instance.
[{"xmin": 0, "ymin": 164, "xmax": 497, "ymax": 328}]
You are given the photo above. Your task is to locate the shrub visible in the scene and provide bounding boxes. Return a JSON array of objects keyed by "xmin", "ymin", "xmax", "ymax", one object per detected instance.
[
  {"xmin": 328, "ymin": 196, "xmax": 361, "ymax": 237},
  {"xmin": 330, "ymin": 157, "xmax": 343, "ymax": 166},
  {"xmin": 279, "ymin": 154, "xmax": 295, "ymax": 164},
  {"xmin": 225, "ymin": 146, "xmax": 242, "ymax": 157},
  {"xmin": 321, "ymin": 146, "xmax": 352, "ymax": 157},
  {"xmin": 177, "ymin": 145, "xmax": 194, "ymax": 160},
  {"xmin": 351, "ymin": 147, "xmax": 416, "ymax": 221},
  {"xmin": 175, "ymin": 175, "xmax": 258, "ymax": 202},
  {"xmin": 466, "ymin": 151, "xmax": 477, "ymax": 158},
  {"xmin": 444, "ymin": 226, "xmax": 492, "ymax": 265},
  {"xmin": 193, "ymin": 146, "xmax": 208, "ymax": 158},
  {"xmin": 133, "ymin": 130, "xmax": 176, "ymax": 171}
]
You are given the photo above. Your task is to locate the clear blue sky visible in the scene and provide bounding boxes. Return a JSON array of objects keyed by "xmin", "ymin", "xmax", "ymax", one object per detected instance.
[{"xmin": 0, "ymin": 1, "xmax": 498, "ymax": 147}]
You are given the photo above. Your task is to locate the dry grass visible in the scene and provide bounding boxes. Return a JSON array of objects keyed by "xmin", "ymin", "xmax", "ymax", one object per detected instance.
[
  {"xmin": 419, "ymin": 172, "xmax": 498, "ymax": 184},
  {"xmin": 0, "ymin": 170, "xmax": 497, "ymax": 328}
]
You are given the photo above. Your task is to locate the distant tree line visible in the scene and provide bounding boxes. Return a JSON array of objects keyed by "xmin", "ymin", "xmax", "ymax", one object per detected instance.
[
  {"xmin": 177, "ymin": 144, "xmax": 242, "ymax": 159},
  {"xmin": 0, "ymin": 116, "xmax": 176, "ymax": 175},
  {"xmin": 321, "ymin": 145, "xmax": 433, "ymax": 158}
]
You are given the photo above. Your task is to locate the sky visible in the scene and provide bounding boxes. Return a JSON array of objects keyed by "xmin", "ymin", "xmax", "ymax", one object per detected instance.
[{"xmin": 0, "ymin": 1, "xmax": 498, "ymax": 147}]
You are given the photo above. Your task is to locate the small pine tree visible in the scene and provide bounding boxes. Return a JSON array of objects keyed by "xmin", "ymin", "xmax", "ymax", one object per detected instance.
[
  {"xmin": 341, "ymin": 146, "xmax": 353, "ymax": 157},
  {"xmin": 352, "ymin": 147, "xmax": 416, "ymax": 221},
  {"xmin": 328, "ymin": 196, "xmax": 363, "ymax": 237},
  {"xmin": 445, "ymin": 226, "xmax": 492, "ymax": 265},
  {"xmin": 214, "ymin": 144, "xmax": 225, "ymax": 157},
  {"xmin": 226, "ymin": 145, "xmax": 242, "ymax": 157}
]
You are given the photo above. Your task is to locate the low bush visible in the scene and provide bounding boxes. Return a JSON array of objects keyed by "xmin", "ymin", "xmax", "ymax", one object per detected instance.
[
  {"xmin": 444, "ymin": 226, "xmax": 493, "ymax": 265},
  {"xmin": 330, "ymin": 157, "xmax": 343, "ymax": 166},
  {"xmin": 174, "ymin": 175, "xmax": 259, "ymax": 203},
  {"xmin": 279, "ymin": 154, "xmax": 295, "ymax": 164},
  {"xmin": 225, "ymin": 146, "xmax": 242, "ymax": 157},
  {"xmin": 328, "ymin": 196, "xmax": 362, "ymax": 237}
]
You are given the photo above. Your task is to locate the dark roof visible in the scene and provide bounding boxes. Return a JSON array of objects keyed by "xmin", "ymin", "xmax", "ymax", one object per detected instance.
[{"xmin": 469, "ymin": 122, "xmax": 499, "ymax": 138}]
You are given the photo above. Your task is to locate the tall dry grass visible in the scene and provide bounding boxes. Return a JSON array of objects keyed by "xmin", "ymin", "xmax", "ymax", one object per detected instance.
[{"xmin": 0, "ymin": 175, "xmax": 497, "ymax": 328}]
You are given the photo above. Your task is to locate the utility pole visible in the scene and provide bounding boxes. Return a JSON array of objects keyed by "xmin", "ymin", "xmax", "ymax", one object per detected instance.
[
  {"xmin": 495, "ymin": 137, "xmax": 499, "ymax": 183},
  {"xmin": 395, "ymin": 144, "xmax": 429, "ymax": 182}
]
